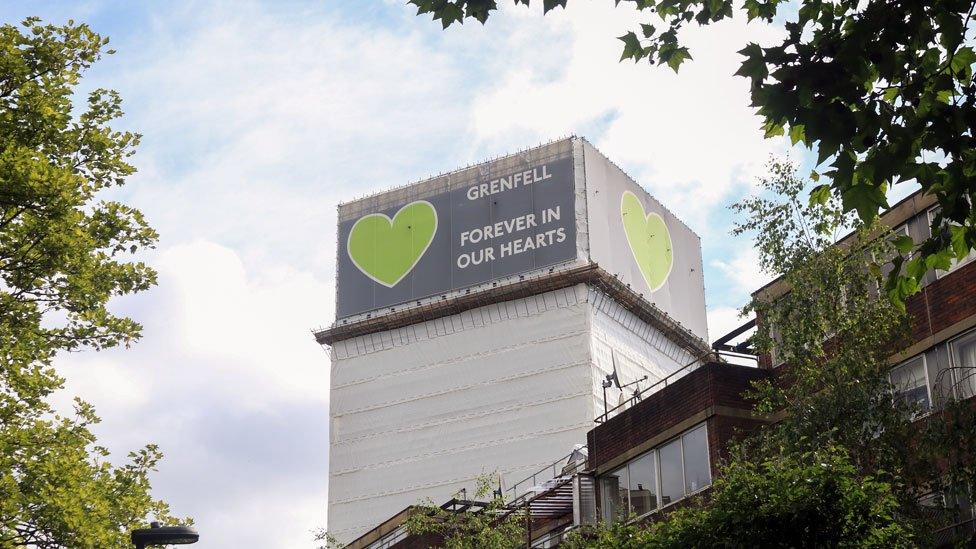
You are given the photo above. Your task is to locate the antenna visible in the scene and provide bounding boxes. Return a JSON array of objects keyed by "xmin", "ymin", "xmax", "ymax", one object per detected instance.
[{"xmin": 601, "ymin": 350, "xmax": 649, "ymax": 419}]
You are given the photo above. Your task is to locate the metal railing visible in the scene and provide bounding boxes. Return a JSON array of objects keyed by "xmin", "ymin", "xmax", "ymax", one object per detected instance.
[
  {"xmin": 530, "ymin": 524, "xmax": 580, "ymax": 548},
  {"xmin": 504, "ymin": 452, "xmax": 587, "ymax": 504},
  {"xmin": 931, "ymin": 516, "xmax": 976, "ymax": 546},
  {"xmin": 594, "ymin": 349, "xmax": 756, "ymax": 424},
  {"xmin": 933, "ymin": 365, "xmax": 976, "ymax": 402}
]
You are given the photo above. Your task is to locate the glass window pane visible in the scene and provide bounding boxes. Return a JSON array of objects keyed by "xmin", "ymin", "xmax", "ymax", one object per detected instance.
[
  {"xmin": 890, "ymin": 356, "xmax": 930, "ymax": 411},
  {"xmin": 600, "ymin": 467, "xmax": 629, "ymax": 521},
  {"xmin": 658, "ymin": 438, "xmax": 683, "ymax": 507},
  {"xmin": 682, "ymin": 426, "xmax": 711, "ymax": 494},
  {"xmin": 951, "ymin": 332, "xmax": 976, "ymax": 399},
  {"xmin": 627, "ymin": 452, "xmax": 657, "ymax": 516}
]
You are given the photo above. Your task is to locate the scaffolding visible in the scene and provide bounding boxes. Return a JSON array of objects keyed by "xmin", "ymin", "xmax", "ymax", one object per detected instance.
[{"xmin": 315, "ymin": 263, "xmax": 710, "ymax": 361}]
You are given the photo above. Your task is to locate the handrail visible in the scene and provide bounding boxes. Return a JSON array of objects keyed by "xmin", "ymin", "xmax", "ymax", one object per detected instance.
[
  {"xmin": 593, "ymin": 349, "xmax": 755, "ymax": 424},
  {"xmin": 931, "ymin": 515, "xmax": 976, "ymax": 544},
  {"xmin": 503, "ymin": 451, "xmax": 584, "ymax": 503}
]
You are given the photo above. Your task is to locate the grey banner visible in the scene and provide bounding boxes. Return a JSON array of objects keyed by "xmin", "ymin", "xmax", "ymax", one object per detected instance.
[{"xmin": 337, "ymin": 156, "xmax": 577, "ymax": 318}]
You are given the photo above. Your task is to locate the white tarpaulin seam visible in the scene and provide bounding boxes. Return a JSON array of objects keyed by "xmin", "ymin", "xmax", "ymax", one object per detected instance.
[
  {"xmin": 333, "ymin": 359, "xmax": 590, "ymax": 417},
  {"xmin": 330, "ymin": 420, "xmax": 592, "ymax": 477},
  {"xmin": 329, "ymin": 450, "xmax": 583, "ymax": 505},
  {"xmin": 331, "ymin": 285, "xmax": 589, "ymax": 360},
  {"xmin": 332, "ymin": 329, "xmax": 587, "ymax": 389},
  {"xmin": 331, "ymin": 390, "xmax": 591, "ymax": 446}
]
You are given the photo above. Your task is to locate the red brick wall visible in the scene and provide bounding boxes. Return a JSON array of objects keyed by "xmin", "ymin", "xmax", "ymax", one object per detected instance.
[
  {"xmin": 587, "ymin": 363, "xmax": 770, "ymax": 470},
  {"xmin": 913, "ymin": 260, "xmax": 976, "ymax": 339},
  {"xmin": 758, "ymin": 260, "xmax": 976, "ymax": 367},
  {"xmin": 707, "ymin": 415, "xmax": 769, "ymax": 467}
]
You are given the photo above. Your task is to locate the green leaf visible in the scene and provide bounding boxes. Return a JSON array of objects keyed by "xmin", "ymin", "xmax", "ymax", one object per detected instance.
[
  {"xmin": 892, "ymin": 235, "xmax": 914, "ymax": 254},
  {"xmin": 841, "ymin": 182, "xmax": 888, "ymax": 221},
  {"xmin": 950, "ymin": 46, "xmax": 976, "ymax": 76},
  {"xmin": 809, "ymin": 184, "xmax": 831, "ymax": 205},
  {"xmin": 666, "ymin": 46, "xmax": 692, "ymax": 72},
  {"xmin": 788, "ymin": 124, "xmax": 806, "ymax": 145},
  {"xmin": 618, "ymin": 31, "xmax": 643, "ymax": 62},
  {"xmin": 735, "ymin": 43, "xmax": 768, "ymax": 84},
  {"xmin": 950, "ymin": 224, "xmax": 970, "ymax": 259},
  {"xmin": 762, "ymin": 119, "xmax": 785, "ymax": 137}
]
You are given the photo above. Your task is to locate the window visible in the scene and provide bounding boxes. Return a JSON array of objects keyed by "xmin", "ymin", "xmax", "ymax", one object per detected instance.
[
  {"xmin": 658, "ymin": 438, "xmax": 684, "ymax": 506},
  {"xmin": 600, "ymin": 467, "xmax": 629, "ymax": 522},
  {"xmin": 598, "ymin": 423, "xmax": 712, "ymax": 521},
  {"xmin": 682, "ymin": 425, "xmax": 711, "ymax": 493},
  {"xmin": 918, "ymin": 487, "xmax": 976, "ymax": 533},
  {"xmin": 929, "ymin": 208, "xmax": 976, "ymax": 278},
  {"xmin": 627, "ymin": 452, "xmax": 657, "ymax": 516},
  {"xmin": 949, "ymin": 330, "xmax": 976, "ymax": 400},
  {"xmin": 889, "ymin": 355, "xmax": 931, "ymax": 413}
]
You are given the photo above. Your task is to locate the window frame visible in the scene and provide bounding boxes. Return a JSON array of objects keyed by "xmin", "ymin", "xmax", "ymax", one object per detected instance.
[
  {"xmin": 948, "ymin": 328, "xmax": 976, "ymax": 400},
  {"xmin": 888, "ymin": 354, "xmax": 932, "ymax": 416},
  {"xmin": 680, "ymin": 424, "xmax": 712, "ymax": 496},
  {"xmin": 597, "ymin": 422, "xmax": 712, "ymax": 522}
]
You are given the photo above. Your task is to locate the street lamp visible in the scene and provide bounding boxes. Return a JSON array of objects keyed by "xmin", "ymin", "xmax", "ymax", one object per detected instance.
[{"xmin": 131, "ymin": 522, "xmax": 199, "ymax": 549}]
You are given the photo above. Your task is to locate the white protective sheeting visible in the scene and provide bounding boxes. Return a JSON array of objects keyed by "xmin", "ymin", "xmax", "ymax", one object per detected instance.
[
  {"xmin": 329, "ymin": 285, "xmax": 594, "ymax": 543},
  {"xmin": 588, "ymin": 290, "xmax": 700, "ymax": 416},
  {"xmin": 327, "ymin": 284, "xmax": 700, "ymax": 543}
]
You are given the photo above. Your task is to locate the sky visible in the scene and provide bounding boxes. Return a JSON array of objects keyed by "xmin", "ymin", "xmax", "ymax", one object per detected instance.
[{"xmin": 0, "ymin": 1, "xmax": 911, "ymax": 547}]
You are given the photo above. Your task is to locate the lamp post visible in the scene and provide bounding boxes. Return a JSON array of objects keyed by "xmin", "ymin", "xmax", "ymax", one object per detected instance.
[{"xmin": 131, "ymin": 522, "xmax": 199, "ymax": 549}]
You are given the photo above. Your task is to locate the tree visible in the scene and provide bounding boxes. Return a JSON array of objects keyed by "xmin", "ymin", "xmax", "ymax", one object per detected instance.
[
  {"xmin": 0, "ymin": 18, "xmax": 182, "ymax": 547},
  {"xmin": 563, "ymin": 447, "xmax": 913, "ymax": 548},
  {"xmin": 404, "ymin": 475, "xmax": 526, "ymax": 549},
  {"xmin": 408, "ymin": 0, "xmax": 976, "ymax": 305},
  {"xmin": 733, "ymin": 161, "xmax": 951, "ymax": 535}
]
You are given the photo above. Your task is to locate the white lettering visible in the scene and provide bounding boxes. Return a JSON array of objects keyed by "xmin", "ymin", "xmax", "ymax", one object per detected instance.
[
  {"xmin": 465, "ymin": 163, "xmax": 553, "ymax": 200},
  {"xmin": 543, "ymin": 206, "xmax": 561, "ymax": 223}
]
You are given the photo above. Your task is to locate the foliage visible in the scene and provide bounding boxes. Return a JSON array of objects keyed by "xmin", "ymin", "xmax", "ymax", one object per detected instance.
[
  {"xmin": 564, "ymin": 447, "xmax": 913, "ymax": 548},
  {"xmin": 409, "ymin": 0, "xmax": 976, "ymax": 306},
  {"xmin": 734, "ymin": 160, "xmax": 923, "ymax": 480},
  {"xmin": 404, "ymin": 475, "xmax": 525, "ymax": 549},
  {"xmin": 0, "ymin": 17, "xmax": 180, "ymax": 548},
  {"xmin": 736, "ymin": 159, "xmax": 975, "ymax": 544},
  {"xmin": 312, "ymin": 527, "xmax": 343, "ymax": 549}
]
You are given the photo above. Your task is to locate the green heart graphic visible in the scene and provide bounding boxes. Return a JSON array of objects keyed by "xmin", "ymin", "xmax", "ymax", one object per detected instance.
[
  {"xmin": 620, "ymin": 191, "xmax": 673, "ymax": 292},
  {"xmin": 347, "ymin": 200, "xmax": 438, "ymax": 288}
]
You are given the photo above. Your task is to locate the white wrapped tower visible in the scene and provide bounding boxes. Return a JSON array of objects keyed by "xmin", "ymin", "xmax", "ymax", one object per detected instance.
[{"xmin": 317, "ymin": 137, "xmax": 709, "ymax": 543}]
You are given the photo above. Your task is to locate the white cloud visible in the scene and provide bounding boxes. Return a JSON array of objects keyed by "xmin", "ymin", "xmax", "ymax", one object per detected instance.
[
  {"xmin": 711, "ymin": 246, "xmax": 775, "ymax": 300},
  {"xmin": 59, "ymin": 240, "xmax": 332, "ymax": 548},
  {"xmin": 708, "ymin": 305, "xmax": 745, "ymax": 341},
  {"xmin": 470, "ymin": 3, "xmax": 791, "ymax": 232}
]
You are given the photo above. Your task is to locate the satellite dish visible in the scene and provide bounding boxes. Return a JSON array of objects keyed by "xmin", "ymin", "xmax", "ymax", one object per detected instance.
[{"xmin": 609, "ymin": 350, "xmax": 622, "ymax": 389}]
